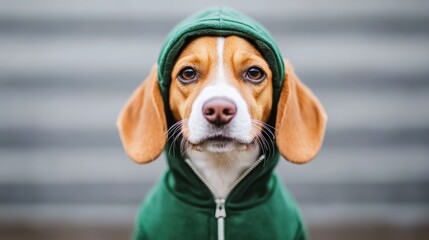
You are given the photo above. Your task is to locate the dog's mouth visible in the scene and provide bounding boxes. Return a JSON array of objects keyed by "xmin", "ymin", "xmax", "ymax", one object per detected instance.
[
  {"xmin": 205, "ymin": 135, "xmax": 234, "ymax": 142},
  {"xmin": 190, "ymin": 135, "xmax": 253, "ymax": 153}
]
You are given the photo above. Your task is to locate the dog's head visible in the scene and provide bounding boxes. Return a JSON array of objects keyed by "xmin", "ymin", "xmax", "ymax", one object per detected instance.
[{"xmin": 117, "ymin": 8, "xmax": 327, "ymax": 165}]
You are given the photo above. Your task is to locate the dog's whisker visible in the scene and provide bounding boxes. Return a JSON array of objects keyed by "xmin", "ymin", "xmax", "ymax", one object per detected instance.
[
  {"xmin": 251, "ymin": 122, "xmax": 264, "ymax": 132},
  {"xmin": 251, "ymin": 125, "xmax": 275, "ymax": 154},
  {"xmin": 167, "ymin": 119, "xmax": 188, "ymax": 134},
  {"xmin": 258, "ymin": 126, "xmax": 271, "ymax": 134},
  {"xmin": 259, "ymin": 133, "xmax": 272, "ymax": 160},
  {"xmin": 166, "ymin": 122, "xmax": 183, "ymax": 142},
  {"xmin": 252, "ymin": 120, "xmax": 276, "ymax": 140},
  {"xmin": 252, "ymin": 124, "xmax": 274, "ymax": 150},
  {"xmin": 252, "ymin": 119, "xmax": 276, "ymax": 131},
  {"xmin": 166, "ymin": 119, "xmax": 191, "ymax": 157},
  {"xmin": 166, "ymin": 124, "xmax": 181, "ymax": 136},
  {"xmin": 167, "ymin": 120, "xmax": 181, "ymax": 131},
  {"xmin": 252, "ymin": 132, "xmax": 267, "ymax": 159},
  {"xmin": 254, "ymin": 136, "xmax": 268, "ymax": 165},
  {"xmin": 256, "ymin": 131, "xmax": 269, "ymax": 152},
  {"xmin": 180, "ymin": 137, "xmax": 187, "ymax": 156},
  {"xmin": 167, "ymin": 126, "xmax": 181, "ymax": 146},
  {"xmin": 171, "ymin": 119, "xmax": 188, "ymax": 131},
  {"xmin": 166, "ymin": 128, "xmax": 182, "ymax": 145},
  {"xmin": 251, "ymin": 120, "xmax": 273, "ymax": 129},
  {"xmin": 251, "ymin": 130, "xmax": 265, "ymax": 150},
  {"xmin": 253, "ymin": 129, "xmax": 273, "ymax": 162},
  {"xmin": 253, "ymin": 123, "xmax": 276, "ymax": 132},
  {"xmin": 261, "ymin": 133, "xmax": 275, "ymax": 162},
  {"xmin": 168, "ymin": 130, "xmax": 184, "ymax": 157},
  {"xmin": 252, "ymin": 123, "xmax": 276, "ymax": 145},
  {"xmin": 166, "ymin": 120, "xmax": 183, "ymax": 134}
]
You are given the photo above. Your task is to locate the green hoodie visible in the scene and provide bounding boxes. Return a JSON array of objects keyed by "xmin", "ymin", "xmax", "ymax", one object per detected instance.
[{"xmin": 133, "ymin": 7, "xmax": 307, "ymax": 240}]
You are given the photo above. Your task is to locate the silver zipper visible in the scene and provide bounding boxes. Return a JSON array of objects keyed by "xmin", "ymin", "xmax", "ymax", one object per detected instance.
[
  {"xmin": 215, "ymin": 198, "xmax": 226, "ymax": 240},
  {"xmin": 185, "ymin": 154, "xmax": 266, "ymax": 240}
]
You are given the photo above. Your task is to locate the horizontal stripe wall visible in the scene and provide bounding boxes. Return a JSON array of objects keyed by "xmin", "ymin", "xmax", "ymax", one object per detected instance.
[{"xmin": 0, "ymin": 0, "xmax": 428, "ymax": 228}]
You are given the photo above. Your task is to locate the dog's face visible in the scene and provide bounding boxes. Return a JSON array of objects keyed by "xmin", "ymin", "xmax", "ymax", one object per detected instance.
[
  {"xmin": 169, "ymin": 36, "xmax": 273, "ymax": 153},
  {"xmin": 117, "ymin": 35, "xmax": 327, "ymax": 164}
]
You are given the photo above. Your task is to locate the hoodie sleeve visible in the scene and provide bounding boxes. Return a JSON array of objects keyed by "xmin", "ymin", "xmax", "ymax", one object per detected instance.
[
  {"xmin": 132, "ymin": 208, "xmax": 149, "ymax": 240},
  {"xmin": 294, "ymin": 221, "xmax": 308, "ymax": 240},
  {"xmin": 132, "ymin": 225, "xmax": 148, "ymax": 240}
]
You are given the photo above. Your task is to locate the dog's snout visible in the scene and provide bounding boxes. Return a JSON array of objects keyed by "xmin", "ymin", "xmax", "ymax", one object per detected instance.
[{"xmin": 202, "ymin": 97, "xmax": 237, "ymax": 127}]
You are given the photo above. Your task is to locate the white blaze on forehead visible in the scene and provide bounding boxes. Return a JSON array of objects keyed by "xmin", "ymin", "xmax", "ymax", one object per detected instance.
[{"xmin": 216, "ymin": 37, "xmax": 226, "ymax": 83}]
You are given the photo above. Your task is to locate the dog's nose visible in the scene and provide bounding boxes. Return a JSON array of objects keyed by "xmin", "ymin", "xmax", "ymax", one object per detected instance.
[{"xmin": 202, "ymin": 97, "xmax": 237, "ymax": 127}]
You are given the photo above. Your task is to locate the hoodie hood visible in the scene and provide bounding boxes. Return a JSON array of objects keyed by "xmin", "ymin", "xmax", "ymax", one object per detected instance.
[{"xmin": 157, "ymin": 7, "xmax": 286, "ymax": 208}]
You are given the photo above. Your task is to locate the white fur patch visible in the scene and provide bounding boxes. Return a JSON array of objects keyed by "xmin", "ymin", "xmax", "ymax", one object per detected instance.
[
  {"xmin": 216, "ymin": 37, "xmax": 226, "ymax": 83},
  {"xmin": 187, "ymin": 145, "xmax": 260, "ymax": 198}
]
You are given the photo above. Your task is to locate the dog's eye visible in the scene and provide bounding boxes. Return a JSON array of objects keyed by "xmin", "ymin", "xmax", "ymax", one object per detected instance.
[
  {"xmin": 244, "ymin": 67, "xmax": 265, "ymax": 83},
  {"xmin": 178, "ymin": 67, "xmax": 198, "ymax": 83}
]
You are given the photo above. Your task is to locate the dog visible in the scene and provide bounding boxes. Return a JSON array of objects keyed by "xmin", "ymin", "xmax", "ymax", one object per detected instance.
[{"xmin": 117, "ymin": 8, "xmax": 326, "ymax": 240}]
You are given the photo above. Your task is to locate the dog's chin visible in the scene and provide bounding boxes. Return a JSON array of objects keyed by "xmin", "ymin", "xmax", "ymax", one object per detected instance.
[{"xmin": 192, "ymin": 137, "xmax": 252, "ymax": 153}]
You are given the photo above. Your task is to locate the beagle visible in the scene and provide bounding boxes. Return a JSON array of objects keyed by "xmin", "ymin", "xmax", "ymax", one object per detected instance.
[{"xmin": 116, "ymin": 8, "xmax": 327, "ymax": 240}]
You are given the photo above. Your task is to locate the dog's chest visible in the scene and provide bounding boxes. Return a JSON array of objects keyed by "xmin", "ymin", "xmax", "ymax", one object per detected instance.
[{"xmin": 186, "ymin": 145, "xmax": 260, "ymax": 198}]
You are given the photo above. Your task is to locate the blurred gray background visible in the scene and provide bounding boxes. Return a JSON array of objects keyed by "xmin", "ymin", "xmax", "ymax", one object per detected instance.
[{"xmin": 1, "ymin": 0, "xmax": 428, "ymax": 239}]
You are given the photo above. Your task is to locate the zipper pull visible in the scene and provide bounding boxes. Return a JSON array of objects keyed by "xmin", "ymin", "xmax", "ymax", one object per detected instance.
[{"xmin": 215, "ymin": 198, "xmax": 226, "ymax": 218}]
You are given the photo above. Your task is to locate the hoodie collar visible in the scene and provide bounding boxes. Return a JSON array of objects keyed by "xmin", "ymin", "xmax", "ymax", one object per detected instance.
[{"xmin": 164, "ymin": 144, "xmax": 280, "ymax": 209}]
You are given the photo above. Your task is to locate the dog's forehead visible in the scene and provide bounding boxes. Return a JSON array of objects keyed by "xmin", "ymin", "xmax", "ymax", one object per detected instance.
[
  {"xmin": 223, "ymin": 36, "xmax": 263, "ymax": 55},
  {"xmin": 178, "ymin": 36, "xmax": 261, "ymax": 60},
  {"xmin": 179, "ymin": 36, "xmax": 217, "ymax": 58}
]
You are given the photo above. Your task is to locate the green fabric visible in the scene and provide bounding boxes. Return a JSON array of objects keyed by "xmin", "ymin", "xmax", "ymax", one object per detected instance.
[{"xmin": 133, "ymin": 7, "xmax": 307, "ymax": 240}]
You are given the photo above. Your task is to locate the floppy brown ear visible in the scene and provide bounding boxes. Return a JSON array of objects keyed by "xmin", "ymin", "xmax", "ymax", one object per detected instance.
[
  {"xmin": 275, "ymin": 59, "xmax": 327, "ymax": 164},
  {"xmin": 117, "ymin": 65, "xmax": 167, "ymax": 164}
]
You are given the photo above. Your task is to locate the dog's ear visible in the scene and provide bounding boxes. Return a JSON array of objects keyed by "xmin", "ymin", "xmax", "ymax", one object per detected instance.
[
  {"xmin": 117, "ymin": 65, "xmax": 167, "ymax": 164},
  {"xmin": 275, "ymin": 59, "xmax": 327, "ymax": 164}
]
